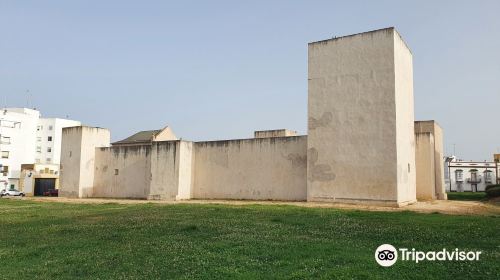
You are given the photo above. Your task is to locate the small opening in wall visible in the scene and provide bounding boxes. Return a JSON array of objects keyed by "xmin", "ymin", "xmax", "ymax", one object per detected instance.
[
  {"xmin": 69, "ymin": 151, "xmax": 72, "ymax": 157},
  {"xmin": 114, "ymin": 169, "xmax": 119, "ymax": 175},
  {"xmin": 408, "ymin": 163, "xmax": 411, "ymax": 173}
]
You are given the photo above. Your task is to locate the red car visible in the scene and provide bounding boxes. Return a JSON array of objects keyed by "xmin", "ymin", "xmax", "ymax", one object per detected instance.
[{"xmin": 43, "ymin": 189, "xmax": 58, "ymax": 197}]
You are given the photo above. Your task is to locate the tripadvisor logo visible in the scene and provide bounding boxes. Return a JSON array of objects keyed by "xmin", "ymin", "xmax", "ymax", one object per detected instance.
[
  {"xmin": 375, "ymin": 244, "xmax": 398, "ymax": 267},
  {"xmin": 375, "ymin": 244, "xmax": 482, "ymax": 267}
]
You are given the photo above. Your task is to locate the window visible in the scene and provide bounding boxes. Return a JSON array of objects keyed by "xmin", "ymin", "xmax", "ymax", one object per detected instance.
[
  {"xmin": 1, "ymin": 136, "xmax": 10, "ymax": 144},
  {"xmin": 46, "ymin": 158, "xmax": 52, "ymax": 163},
  {"xmin": 1, "ymin": 151, "xmax": 9, "ymax": 159},
  {"xmin": 47, "ymin": 147, "xmax": 52, "ymax": 153},
  {"xmin": 69, "ymin": 151, "xmax": 72, "ymax": 157},
  {"xmin": 37, "ymin": 125, "xmax": 42, "ymax": 131},
  {"xmin": 36, "ymin": 146, "xmax": 42, "ymax": 153},
  {"xmin": 484, "ymin": 171, "xmax": 493, "ymax": 184},
  {"xmin": 114, "ymin": 169, "xmax": 119, "ymax": 175},
  {"xmin": 35, "ymin": 158, "xmax": 41, "ymax": 163},
  {"xmin": 1, "ymin": 166, "xmax": 8, "ymax": 176},
  {"xmin": 37, "ymin": 137, "xmax": 42, "ymax": 142},
  {"xmin": 48, "ymin": 136, "xmax": 52, "ymax": 142},
  {"xmin": 49, "ymin": 125, "xmax": 53, "ymax": 130},
  {"xmin": 470, "ymin": 169, "xmax": 478, "ymax": 180},
  {"xmin": 455, "ymin": 170, "xmax": 464, "ymax": 182}
]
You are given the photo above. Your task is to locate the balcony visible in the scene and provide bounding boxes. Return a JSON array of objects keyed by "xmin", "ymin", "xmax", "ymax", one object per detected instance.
[
  {"xmin": 0, "ymin": 120, "xmax": 21, "ymax": 128},
  {"xmin": 466, "ymin": 178, "xmax": 482, "ymax": 184}
]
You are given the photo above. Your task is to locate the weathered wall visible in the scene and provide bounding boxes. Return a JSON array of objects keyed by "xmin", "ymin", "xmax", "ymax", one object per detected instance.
[
  {"xmin": 59, "ymin": 127, "xmax": 82, "ymax": 197},
  {"xmin": 93, "ymin": 145, "xmax": 151, "ymax": 199},
  {"xmin": 148, "ymin": 141, "xmax": 178, "ymax": 200},
  {"xmin": 394, "ymin": 30, "xmax": 417, "ymax": 204},
  {"xmin": 193, "ymin": 136, "xmax": 307, "ymax": 201},
  {"xmin": 307, "ymin": 27, "xmax": 416, "ymax": 206},
  {"xmin": 148, "ymin": 141, "xmax": 195, "ymax": 200},
  {"xmin": 176, "ymin": 141, "xmax": 195, "ymax": 200},
  {"xmin": 415, "ymin": 132, "xmax": 436, "ymax": 200},
  {"xmin": 254, "ymin": 129, "xmax": 298, "ymax": 138},
  {"xmin": 60, "ymin": 126, "xmax": 110, "ymax": 198},
  {"xmin": 415, "ymin": 121, "xmax": 447, "ymax": 200}
]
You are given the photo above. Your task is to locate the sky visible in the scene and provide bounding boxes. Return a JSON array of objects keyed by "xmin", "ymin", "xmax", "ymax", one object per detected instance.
[{"xmin": 1, "ymin": 0, "xmax": 499, "ymax": 161}]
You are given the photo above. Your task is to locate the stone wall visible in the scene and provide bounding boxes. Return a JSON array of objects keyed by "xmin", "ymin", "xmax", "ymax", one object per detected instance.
[
  {"xmin": 193, "ymin": 136, "xmax": 307, "ymax": 201},
  {"xmin": 59, "ymin": 126, "xmax": 110, "ymax": 198},
  {"xmin": 93, "ymin": 145, "xmax": 152, "ymax": 199},
  {"xmin": 307, "ymin": 27, "xmax": 416, "ymax": 206},
  {"xmin": 415, "ymin": 121, "xmax": 447, "ymax": 200}
]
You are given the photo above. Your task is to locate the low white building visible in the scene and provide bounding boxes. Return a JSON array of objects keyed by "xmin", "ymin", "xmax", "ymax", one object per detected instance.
[
  {"xmin": 0, "ymin": 108, "xmax": 80, "ymax": 191},
  {"xmin": 445, "ymin": 156, "xmax": 499, "ymax": 192}
]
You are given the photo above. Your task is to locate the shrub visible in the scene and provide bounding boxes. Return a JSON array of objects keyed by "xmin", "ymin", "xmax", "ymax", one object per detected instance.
[
  {"xmin": 485, "ymin": 184, "xmax": 499, "ymax": 192},
  {"xmin": 485, "ymin": 185, "xmax": 500, "ymax": 197}
]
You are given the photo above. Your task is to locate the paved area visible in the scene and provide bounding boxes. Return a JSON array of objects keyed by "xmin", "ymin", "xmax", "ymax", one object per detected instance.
[{"xmin": 10, "ymin": 196, "xmax": 499, "ymax": 216}]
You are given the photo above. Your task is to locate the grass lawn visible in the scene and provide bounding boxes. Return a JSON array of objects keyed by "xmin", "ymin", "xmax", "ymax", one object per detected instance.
[
  {"xmin": 447, "ymin": 192, "xmax": 487, "ymax": 201},
  {"xmin": 0, "ymin": 199, "xmax": 499, "ymax": 279}
]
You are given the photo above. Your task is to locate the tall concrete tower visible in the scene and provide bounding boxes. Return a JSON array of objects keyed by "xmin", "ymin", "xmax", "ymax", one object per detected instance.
[{"xmin": 307, "ymin": 27, "xmax": 416, "ymax": 206}]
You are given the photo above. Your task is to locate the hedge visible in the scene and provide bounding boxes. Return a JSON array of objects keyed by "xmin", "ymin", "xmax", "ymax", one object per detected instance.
[{"xmin": 485, "ymin": 184, "xmax": 500, "ymax": 197}]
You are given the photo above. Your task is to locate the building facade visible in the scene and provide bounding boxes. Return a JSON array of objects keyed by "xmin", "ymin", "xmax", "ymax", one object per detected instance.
[
  {"xmin": 59, "ymin": 28, "xmax": 447, "ymax": 206},
  {"xmin": 36, "ymin": 118, "xmax": 81, "ymax": 165},
  {"xmin": 0, "ymin": 108, "xmax": 80, "ymax": 191},
  {"xmin": 445, "ymin": 157, "xmax": 499, "ymax": 192}
]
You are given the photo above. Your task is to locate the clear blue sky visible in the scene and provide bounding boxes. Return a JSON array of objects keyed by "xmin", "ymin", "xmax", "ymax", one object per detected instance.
[{"xmin": 1, "ymin": 0, "xmax": 499, "ymax": 160}]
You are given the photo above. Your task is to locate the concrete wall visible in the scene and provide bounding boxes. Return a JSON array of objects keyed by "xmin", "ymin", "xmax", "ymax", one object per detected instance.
[
  {"xmin": 193, "ymin": 136, "xmax": 307, "ymax": 201},
  {"xmin": 88, "ymin": 140, "xmax": 194, "ymax": 200},
  {"xmin": 307, "ymin": 27, "xmax": 416, "ymax": 206},
  {"xmin": 93, "ymin": 145, "xmax": 151, "ymax": 199},
  {"xmin": 415, "ymin": 121, "xmax": 446, "ymax": 199},
  {"xmin": 415, "ymin": 132, "xmax": 436, "ymax": 199},
  {"xmin": 254, "ymin": 129, "xmax": 298, "ymax": 138},
  {"xmin": 176, "ymin": 141, "xmax": 195, "ymax": 200},
  {"xmin": 148, "ymin": 141, "xmax": 194, "ymax": 200},
  {"xmin": 394, "ymin": 30, "xmax": 417, "ymax": 203},
  {"xmin": 60, "ymin": 126, "xmax": 110, "ymax": 198}
]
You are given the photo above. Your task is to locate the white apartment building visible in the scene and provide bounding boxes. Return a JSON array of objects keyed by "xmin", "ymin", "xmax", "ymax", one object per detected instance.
[
  {"xmin": 445, "ymin": 156, "xmax": 499, "ymax": 192},
  {"xmin": 36, "ymin": 118, "xmax": 81, "ymax": 165},
  {"xmin": 0, "ymin": 108, "xmax": 80, "ymax": 190}
]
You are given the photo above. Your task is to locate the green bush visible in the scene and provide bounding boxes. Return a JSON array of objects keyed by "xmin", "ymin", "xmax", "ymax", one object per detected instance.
[
  {"xmin": 485, "ymin": 185, "xmax": 500, "ymax": 197},
  {"xmin": 485, "ymin": 184, "xmax": 499, "ymax": 191}
]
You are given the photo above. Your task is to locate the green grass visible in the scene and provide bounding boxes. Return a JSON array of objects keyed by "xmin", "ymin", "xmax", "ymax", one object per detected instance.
[
  {"xmin": 447, "ymin": 192, "xmax": 487, "ymax": 201},
  {"xmin": 0, "ymin": 199, "xmax": 499, "ymax": 279}
]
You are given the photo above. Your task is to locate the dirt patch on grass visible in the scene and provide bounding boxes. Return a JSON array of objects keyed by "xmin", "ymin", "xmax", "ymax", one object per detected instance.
[{"xmin": 21, "ymin": 196, "xmax": 500, "ymax": 216}]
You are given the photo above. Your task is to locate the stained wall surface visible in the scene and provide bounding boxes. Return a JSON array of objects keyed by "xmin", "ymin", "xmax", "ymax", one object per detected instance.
[
  {"xmin": 415, "ymin": 132, "xmax": 436, "ymax": 200},
  {"xmin": 93, "ymin": 145, "xmax": 152, "ymax": 199},
  {"xmin": 307, "ymin": 27, "xmax": 416, "ymax": 206},
  {"xmin": 59, "ymin": 126, "xmax": 110, "ymax": 198},
  {"xmin": 415, "ymin": 121, "xmax": 447, "ymax": 200},
  {"xmin": 193, "ymin": 136, "xmax": 307, "ymax": 201}
]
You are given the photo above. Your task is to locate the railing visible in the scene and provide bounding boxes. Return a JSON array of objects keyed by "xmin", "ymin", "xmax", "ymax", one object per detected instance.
[
  {"xmin": 0, "ymin": 120, "xmax": 21, "ymax": 128},
  {"xmin": 466, "ymin": 178, "xmax": 482, "ymax": 184}
]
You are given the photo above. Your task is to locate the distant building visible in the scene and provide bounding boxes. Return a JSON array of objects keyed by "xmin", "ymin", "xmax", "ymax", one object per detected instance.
[
  {"xmin": 0, "ymin": 108, "xmax": 80, "ymax": 191},
  {"xmin": 445, "ymin": 156, "xmax": 499, "ymax": 192},
  {"xmin": 112, "ymin": 126, "xmax": 177, "ymax": 147}
]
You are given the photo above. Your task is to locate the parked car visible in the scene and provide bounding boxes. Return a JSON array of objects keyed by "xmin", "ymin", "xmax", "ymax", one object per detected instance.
[
  {"xmin": 1, "ymin": 189, "xmax": 25, "ymax": 197},
  {"xmin": 43, "ymin": 189, "xmax": 58, "ymax": 197}
]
